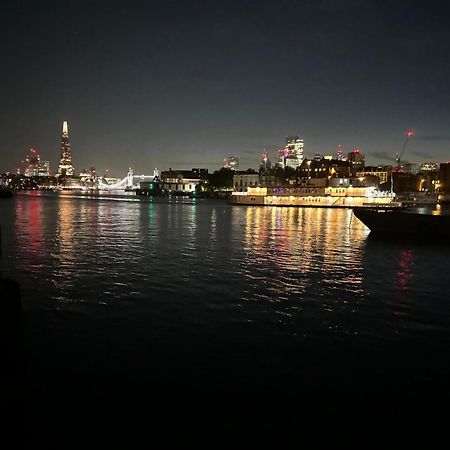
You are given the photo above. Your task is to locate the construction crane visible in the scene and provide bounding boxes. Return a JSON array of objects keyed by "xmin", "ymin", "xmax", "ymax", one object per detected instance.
[{"xmin": 394, "ymin": 130, "xmax": 414, "ymax": 172}]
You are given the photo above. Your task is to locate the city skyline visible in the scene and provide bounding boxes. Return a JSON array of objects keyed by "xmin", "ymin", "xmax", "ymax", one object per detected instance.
[
  {"xmin": 5, "ymin": 120, "xmax": 448, "ymax": 177},
  {"xmin": 1, "ymin": 1, "xmax": 450, "ymax": 175}
]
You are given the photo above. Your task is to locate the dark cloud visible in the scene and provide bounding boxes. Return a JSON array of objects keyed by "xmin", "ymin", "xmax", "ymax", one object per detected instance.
[
  {"xmin": 410, "ymin": 150, "xmax": 434, "ymax": 159},
  {"xmin": 369, "ymin": 152, "xmax": 395, "ymax": 162}
]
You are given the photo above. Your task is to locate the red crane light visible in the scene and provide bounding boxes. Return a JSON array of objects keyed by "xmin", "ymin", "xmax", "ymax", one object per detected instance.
[{"xmin": 407, "ymin": 130, "xmax": 414, "ymax": 138}]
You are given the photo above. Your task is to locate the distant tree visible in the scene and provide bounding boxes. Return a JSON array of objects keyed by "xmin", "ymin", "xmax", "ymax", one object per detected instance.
[
  {"xmin": 274, "ymin": 166, "xmax": 284, "ymax": 179},
  {"xmin": 284, "ymin": 167, "xmax": 296, "ymax": 178},
  {"xmin": 208, "ymin": 168, "xmax": 234, "ymax": 190}
]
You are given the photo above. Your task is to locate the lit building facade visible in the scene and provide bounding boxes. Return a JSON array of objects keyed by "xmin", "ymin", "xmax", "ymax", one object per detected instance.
[
  {"xmin": 160, "ymin": 168, "xmax": 209, "ymax": 193},
  {"xmin": 38, "ymin": 160, "xmax": 51, "ymax": 176},
  {"xmin": 356, "ymin": 166, "xmax": 390, "ymax": 185},
  {"xmin": 285, "ymin": 136, "xmax": 304, "ymax": 166},
  {"xmin": 233, "ymin": 173, "xmax": 260, "ymax": 192},
  {"xmin": 57, "ymin": 121, "xmax": 74, "ymax": 177},
  {"xmin": 79, "ymin": 167, "xmax": 97, "ymax": 185},
  {"xmin": 298, "ymin": 157, "xmax": 351, "ymax": 180}
]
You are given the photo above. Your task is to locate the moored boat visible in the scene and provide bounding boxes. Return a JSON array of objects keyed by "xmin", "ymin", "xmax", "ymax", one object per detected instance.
[
  {"xmin": 232, "ymin": 186, "xmax": 397, "ymax": 208},
  {"xmin": 353, "ymin": 206, "xmax": 450, "ymax": 237}
]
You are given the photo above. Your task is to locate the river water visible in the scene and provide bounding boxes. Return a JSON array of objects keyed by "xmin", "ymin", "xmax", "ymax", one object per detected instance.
[{"xmin": 1, "ymin": 191, "xmax": 449, "ymax": 444}]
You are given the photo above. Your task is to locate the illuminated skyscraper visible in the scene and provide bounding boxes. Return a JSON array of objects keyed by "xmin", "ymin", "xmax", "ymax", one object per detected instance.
[
  {"xmin": 38, "ymin": 160, "xmax": 51, "ymax": 176},
  {"xmin": 260, "ymin": 150, "xmax": 272, "ymax": 171},
  {"xmin": 57, "ymin": 121, "xmax": 74, "ymax": 177},
  {"xmin": 279, "ymin": 136, "xmax": 304, "ymax": 168},
  {"xmin": 23, "ymin": 148, "xmax": 40, "ymax": 176},
  {"xmin": 286, "ymin": 136, "xmax": 304, "ymax": 167},
  {"xmin": 347, "ymin": 149, "xmax": 365, "ymax": 174},
  {"xmin": 223, "ymin": 156, "xmax": 239, "ymax": 171},
  {"xmin": 21, "ymin": 148, "xmax": 50, "ymax": 176}
]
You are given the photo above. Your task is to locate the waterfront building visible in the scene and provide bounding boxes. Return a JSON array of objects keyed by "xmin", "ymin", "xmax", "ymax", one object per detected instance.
[
  {"xmin": 418, "ymin": 172, "xmax": 440, "ymax": 192},
  {"xmin": 57, "ymin": 121, "xmax": 74, "ymax": 177},
  {"xmin": 223, "ymin": 156, "xmax": 239, "ymax": 171},
  {"xmin": 415, "ymin": 163, "xmax": 440, "ymax": 192},
  {"xmin": 160, "ymin": 168, "xmax": 209, "ymax": 193},
  {"xmin": 392, "ymin": 172, "xmax": 420, "ymax": 193},
  {"xmin": 298, "ymin": 157, "xmax": 351, "ymax": 181},
  {"xmin": 79, "ymin": 167, "xmax": 97, "ymax": 186},
  {"xmin": 356, "ymin": 166, "xmax": 390, "ymax": 185},
  {"xmin": 259, "ymin": 169, "xmax": 284, "ymax": 188},
  {"xmin": 233, "ymin": 172, "xmax": 260, "ymax": 192},
  {"xmin": 328, "ymin": 176, "xmax": 379, "ymax": 188}
]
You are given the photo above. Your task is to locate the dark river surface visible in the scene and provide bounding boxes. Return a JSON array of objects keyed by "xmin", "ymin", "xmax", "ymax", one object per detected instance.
[{"xmin": 1, "ymin": 191, "xmax": 450, "ymax": 445}]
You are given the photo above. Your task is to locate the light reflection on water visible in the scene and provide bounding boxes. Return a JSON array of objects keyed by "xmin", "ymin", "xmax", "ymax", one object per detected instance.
[{"xmin": 1, "ymin": 192, "xmax": 450, "ymax": 342}]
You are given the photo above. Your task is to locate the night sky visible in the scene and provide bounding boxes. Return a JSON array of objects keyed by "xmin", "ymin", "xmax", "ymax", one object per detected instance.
[{"xmin": 1, "ymin": 0, "xmax": 450, "ymax": 176}]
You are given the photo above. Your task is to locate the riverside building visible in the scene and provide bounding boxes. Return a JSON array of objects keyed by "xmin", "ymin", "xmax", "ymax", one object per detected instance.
[{"xmin": 160, "ymin": 168, "xmax": 208, "ymax": 194}]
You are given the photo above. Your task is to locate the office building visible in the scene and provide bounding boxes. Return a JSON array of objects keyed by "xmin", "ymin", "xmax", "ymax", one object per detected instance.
[{"xmin": 57, "ymin": 121, "xmax": 74, "ymax": 177}]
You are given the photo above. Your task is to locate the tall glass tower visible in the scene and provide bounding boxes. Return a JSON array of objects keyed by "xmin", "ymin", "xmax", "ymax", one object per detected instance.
[{"xmin": 57, "ymin": 121, "xmax": 74, "ymax": 176}]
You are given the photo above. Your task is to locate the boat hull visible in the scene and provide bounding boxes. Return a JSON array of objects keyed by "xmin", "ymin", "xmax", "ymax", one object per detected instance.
[{"xmin": 354, "ymin": 207, "xmax": 450, "ymax": 237}]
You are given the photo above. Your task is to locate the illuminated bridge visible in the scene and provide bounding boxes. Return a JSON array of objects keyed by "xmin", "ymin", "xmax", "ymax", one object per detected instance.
[{"xmin": 97, "ymin": 168, "xmax": 157, "ymax": 190}]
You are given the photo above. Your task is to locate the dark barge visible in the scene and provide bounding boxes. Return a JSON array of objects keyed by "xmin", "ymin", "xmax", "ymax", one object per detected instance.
[{"xmin": 353, "ymin": 206, "xmax": 450, "ymax": 238}]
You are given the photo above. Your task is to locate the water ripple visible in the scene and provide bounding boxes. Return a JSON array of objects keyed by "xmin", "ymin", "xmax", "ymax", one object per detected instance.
[{"xmin": 1, "ymin": 193, "xmax": 449, "ymax": 343}]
